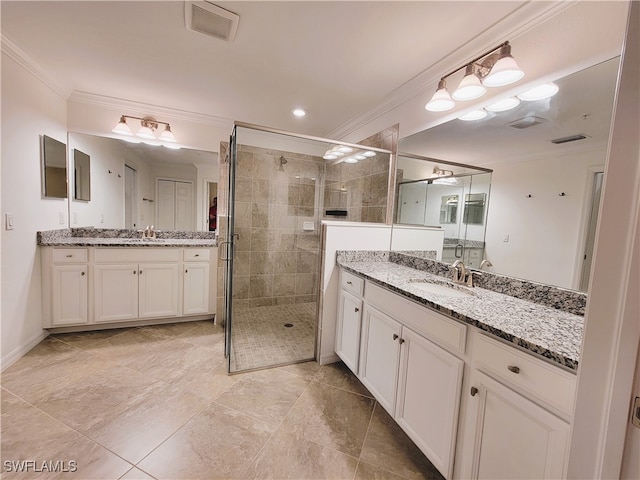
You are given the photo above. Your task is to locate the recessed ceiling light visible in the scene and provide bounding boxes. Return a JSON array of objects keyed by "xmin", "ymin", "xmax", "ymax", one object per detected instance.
[{"xmin": 292, "ymin": 108, "xmax": 307, "ymax": 117}]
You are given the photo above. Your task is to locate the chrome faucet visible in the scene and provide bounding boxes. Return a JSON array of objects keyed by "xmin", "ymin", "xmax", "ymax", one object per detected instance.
[
  {"xmin": 480, "ymin": 259, "xmax": 493, "ymax": 270},
  {"xmin": 451, "ymin": 260, "xmax": 467, "ymax": 284}
]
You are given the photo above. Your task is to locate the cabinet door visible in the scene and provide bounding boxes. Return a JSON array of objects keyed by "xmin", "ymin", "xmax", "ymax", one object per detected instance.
[
  {"xmin": 183, "ymin": 262, "xmax": 210, "ymax": 315},
  {"xmin": 52, "ymin": 265, "xmax": 88, "ymax": 326},
  {"xmin": 468, "ymin": 371, "xmax": 570, "ymax": 479},
  {"xmin": 359, "ymin": 305, "xmax": 402, "ymax": 415},
  {"xmin": 95, "ymin": 264, "xmax": 139, "ymax": 322},
  {"xmin": 395, "ymin": 327, "xmax": 463, "ymax": 479},
  {"xmin": 139, "ymin": 263, "xmax": 180, "ymax": 318},
  {"xmin": 335, "ymin": 290, "xmax": 363, "ymax": 373}
]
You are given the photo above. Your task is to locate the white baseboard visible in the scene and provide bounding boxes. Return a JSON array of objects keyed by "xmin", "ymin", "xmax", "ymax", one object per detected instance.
[{"xmin": 1, "ymin": 330, "xmax": 49, "ymax": 372}]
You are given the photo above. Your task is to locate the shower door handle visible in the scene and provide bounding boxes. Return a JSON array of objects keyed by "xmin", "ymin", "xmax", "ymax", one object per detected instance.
[{"xmin": 455, "ymin": 244, "xmax": 464, "ymax": 258}]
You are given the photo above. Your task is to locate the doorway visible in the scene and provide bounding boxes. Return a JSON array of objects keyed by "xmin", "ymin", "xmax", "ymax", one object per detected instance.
[
  {"xmin": 156, "ymin": 179, "xmax": 194, "ymax": 230},
  {"xmin": 579, "ymin": 171, "xmax": 604, "ymax": 291},
  {"xmin": 124, "ymin": 165, "xmax": 137, "ymax": 229}
]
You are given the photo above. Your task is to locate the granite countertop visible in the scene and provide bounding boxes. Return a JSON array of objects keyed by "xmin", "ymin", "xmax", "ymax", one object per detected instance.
[
  {"xmin": 338, "ymin": 259, "xmax": 583, "ymax": 371},
  {"xmin": 37, "ymin": 228, "xmax": 217, "ymax": 248},
  {"xmin": 38, "ymin": 237, "xmax": 217, "ymax": 248}
]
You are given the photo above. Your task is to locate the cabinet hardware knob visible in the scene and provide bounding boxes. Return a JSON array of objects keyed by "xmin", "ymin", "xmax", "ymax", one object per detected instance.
[
  {"xmin": 346, "ymin": 281, "xmax": 353, "ymax": 285},
  {"xmin": 66, "ymin": 254, "xmax": 73, "ymax": 258},
  {"xmin": 185, "ymin": 269, "xmax": 189, "ymax": 273},
  {"xmin": 507, "ymin": 365, "xmax": 520, "ymax": 374},
  {"xmin": 139, "ymin": 270, "xmax": 143, "ymax": 275},
  {"xmin": 194, "ymin": 254, "xmax": 199, "ymax": 257},
  {"xmin": 81, "ymin": 272, "xmax": 85, "ymax": 276},
  {"xmin": 471, "ymin": 386, "xmax": 478, "ymax": 396},
  {"xmin": 133, "ymin": 270, "xmax": 137, "ymax": 274},
  {"xmin": 393, "ymin": 334, "xmax": 399, "ymax": 340},
  {"xmin": 354, "ymin": 307, "xmax": 359, "ymax": 312},
  {"xmin": 399, "ymin": 338, "xmax": 405, "ymax": 344}
]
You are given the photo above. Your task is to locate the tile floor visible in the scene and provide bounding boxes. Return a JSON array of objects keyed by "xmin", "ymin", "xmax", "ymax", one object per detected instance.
[
  {"xmin": 1, "ymin": 320, "xmax": 444, "ymax": 480},
  {"xmin": 230, "ymin": 302, "xmax": 316, "ymax": 372}
]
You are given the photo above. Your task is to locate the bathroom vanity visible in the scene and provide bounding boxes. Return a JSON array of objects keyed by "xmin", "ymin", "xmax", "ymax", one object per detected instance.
[
  {"xmin": 335, "ymin": 252, "xmax": 582, "ymax": 479},
  {"xmin": 38, "ymin": 229, "xmax": 217, "ymax": 330}
]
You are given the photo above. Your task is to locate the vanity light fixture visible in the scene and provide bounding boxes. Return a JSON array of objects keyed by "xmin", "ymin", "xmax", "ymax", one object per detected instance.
[
  {"xmin": 485, "ymin": 96, "xmax": 521, "ymax": 112},
  {"xmin": 517, "ymin": 82, "xmax": 559, "ymax": 101},
  {"xmin": 112, "ymin": 115, "xmax": 180, "ymax": 149},
  {"xmin": 458, "ymin": 109, "xmax": 488, "ymax": 121},
  {"xmin": 322, "ymin": 146, "xmax": 376, "ymax": 163},
  {"xmin": 425, "ymin": 41, "xmax": 524, "ymax": 113}
]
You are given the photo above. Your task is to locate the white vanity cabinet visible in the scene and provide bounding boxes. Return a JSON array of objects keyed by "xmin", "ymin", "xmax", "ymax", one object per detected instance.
[
  {"xmin": 455, "ymin": 332, "xmax": 575, "ymax": 479},
  {"xmin": 44, "ymin": 248, "xmax": 89, "ymax": 326},
  {"xmin": 337, "ymin": 272, "xmax": 466, "ymax": 479},
  {"xmin": 335, "ymin": 270, "xmax": 365, "ymax": 373},
  {"xmin": 42, "ymin": 246, "xmax": 217, "ymax": 329},
  {"xmin": 182, "ymin": 249, "xmax": 210, "ymax": 315}
]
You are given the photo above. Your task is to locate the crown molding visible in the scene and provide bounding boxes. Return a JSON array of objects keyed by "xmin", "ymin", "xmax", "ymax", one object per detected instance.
[
  {"xmin": 1, "ymin": 34, "xmax": 72, "ymax": 99},
  {"xmin": 67, "ymin": 91, "xmax": 234, "ymax": 130},
  {"xmin": 326, "ymin": 1, "xmax": 574, "ymax": 141}
]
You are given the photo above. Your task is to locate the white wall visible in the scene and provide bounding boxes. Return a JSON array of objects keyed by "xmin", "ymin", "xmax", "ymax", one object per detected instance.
[
  {"xmin": 196, "ymin": 161, "xmax": 219, "ymax": 232},
  {"xmin": 484, "ymin": 148, "xmax": 605, "ymax": 289},
  {"xmin": 1, "ymin": 52, "xmax": 68, "ymax": 367},
  {"xmin": 318, "ymin": 222, "xmax": 392, "ymax": 364},
  {"xmin": 390, "ymin": 225, "xmax": 444, "ymax": 259}
]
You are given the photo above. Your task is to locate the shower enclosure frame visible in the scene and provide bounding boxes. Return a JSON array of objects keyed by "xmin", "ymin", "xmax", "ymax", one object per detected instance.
[{"xmin": 222, "ymin": 121, "xmax": 394, "ymax": 374}]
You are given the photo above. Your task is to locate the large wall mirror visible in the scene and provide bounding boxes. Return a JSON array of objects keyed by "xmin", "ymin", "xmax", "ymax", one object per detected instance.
[
  {"xmin": 394, "ymin": 57, "xmax": 620, "ymax": 291},
  {"xmin": 67, "ymin": 133, "xmax": 218, "ymax": 231}
]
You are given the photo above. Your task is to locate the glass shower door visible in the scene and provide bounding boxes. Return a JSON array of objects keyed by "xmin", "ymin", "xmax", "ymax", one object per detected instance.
[{"xmin": 222, "ymin": 128, "xmax": 237, "ymax": 367}]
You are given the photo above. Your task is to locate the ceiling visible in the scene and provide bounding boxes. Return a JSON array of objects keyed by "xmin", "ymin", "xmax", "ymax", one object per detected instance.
[{"xmin": 1, "ymin": 1, "xmax": 559, "ymax": 139}]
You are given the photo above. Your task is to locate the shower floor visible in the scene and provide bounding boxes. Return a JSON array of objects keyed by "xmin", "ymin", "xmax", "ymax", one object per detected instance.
[{"xmin": 230, "ymin": 302, "xmax": 316, "ymax": 372}]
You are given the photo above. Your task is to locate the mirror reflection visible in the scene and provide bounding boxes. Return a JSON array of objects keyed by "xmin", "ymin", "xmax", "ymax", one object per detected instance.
[
  {"xmin": 394, "ymin": 57, "xmax": 620, "ymax": 291},
  {"xmin": 41, "ymin": 135, "xmax": 67, "ymax": 198},
  {"xmin": 73, "ymin": 149, "xmax": 91, "ymax": 201},
  {"xmin": 68, "ymin": 133, "xmax": 217, "ymax": 231}
]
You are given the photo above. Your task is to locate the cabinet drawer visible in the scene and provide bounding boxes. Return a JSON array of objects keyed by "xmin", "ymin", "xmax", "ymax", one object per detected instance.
[
  {"xmin": 341, "ymin": 269, "xmax": 364, "ymax": 297},
  {"xmin": 183, "ymin": 249, "xmax": 210, "ymax": 261},
  {"xmin": 95, "ymin": 248, "xmax": 180, "ymax": 263},
  {"xmin": 473, "ymin": 333, "xmax": 576, "ymax": 417},
  {"xmin": 52, "ymin": 248, "xmax": 88, "ymax": 263},
  {"xmin": 365, "ymin": 282, "xmax": 466, "ymax": 355}
]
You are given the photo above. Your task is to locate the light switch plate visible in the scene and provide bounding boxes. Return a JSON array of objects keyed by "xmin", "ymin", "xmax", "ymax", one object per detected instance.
[{"xmin": 5, "ymin": 213, "xmax": 14, "ymax": 230}]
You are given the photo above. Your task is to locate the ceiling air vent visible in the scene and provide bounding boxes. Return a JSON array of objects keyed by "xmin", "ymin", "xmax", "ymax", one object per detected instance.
[
  {"xmin": 550, "ymin": 134, "xmax": 589, "ymax": 144},
  {"xmin": 185, "ymin": 1, "xmax": 239, "ymax": 42},
  {"xmin": 506, "ymin": 116, "xmax": 546, "ymax": 129}
]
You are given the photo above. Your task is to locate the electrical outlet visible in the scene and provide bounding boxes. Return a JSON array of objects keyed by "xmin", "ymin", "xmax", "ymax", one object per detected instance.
[
  {"xmin": 72, "ymin": 212, "xmax": 78, "ymax": 224},
  {"xmin": 58, "ymin": 212, "xmax": 65, "ymax": 224},
  {"xmin": 503, "ymin": 233, "xmax": 510, "ymax": 243}
]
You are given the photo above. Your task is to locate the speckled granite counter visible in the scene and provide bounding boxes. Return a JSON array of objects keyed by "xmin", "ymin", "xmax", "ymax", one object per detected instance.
[
  {"xmin": 337, "ymin": 255, "xmax": 583, "ymax": 371},
  {"xmin": 37, "ymin": 228, "xmax": 217, "ymax": 248}
]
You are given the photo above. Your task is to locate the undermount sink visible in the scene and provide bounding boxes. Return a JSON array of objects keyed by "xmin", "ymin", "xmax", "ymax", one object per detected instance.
[{"xmin": 407, "ymin": 279, "xmax": 476, "ymax": 298}]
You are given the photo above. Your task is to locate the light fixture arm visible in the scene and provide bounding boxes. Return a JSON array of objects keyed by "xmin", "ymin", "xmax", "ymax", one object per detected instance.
[
  {"xmin": 437, "ymin": 41, "xmax": 510, "ymax": 83},
  {"xmin": 120, "ymin": 114, "xmax": 170, "ymax": 132}
]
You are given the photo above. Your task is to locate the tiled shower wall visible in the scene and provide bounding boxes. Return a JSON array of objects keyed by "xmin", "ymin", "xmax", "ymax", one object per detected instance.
[
  {"xmin": 323, "ymin": 125, "xmax": 397, "ymax": 224},
  {"xmin": 228, "ymin": 144, "xmax": 324, "ymax": 308}
]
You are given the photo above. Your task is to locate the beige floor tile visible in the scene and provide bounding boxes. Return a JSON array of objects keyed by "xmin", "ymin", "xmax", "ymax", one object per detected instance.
[
  {"xmin": 1, "ymin": 396, "xmax": 131, "ymax": 479},
  {"xmin": 53, "ymin": 327, "xmax": 134, "ymax": 349},
  {"xmin": 283, "ymin": 381, "xmax": 375, "ymax": 458},
  {"xmin": 2, "ymin": 349, "xmax": 119, "ymax": 405},
  {"xmin": 216, "ymin": 368, "xmax": 309, "ymax": 425},
  {"xmin": 31, "ymin": 364, "xmax": 208, "ymax": 464},
  {"xmin": 276, "ymin": 360, "xmax": 322, "ymax": 380},
  {"xmin": 245, "ymin": 425, "xmax": 359, "ymax": 479},
  {"xmin": 1, "ymin": 337, "xmax": 78, "ymax": 374},
  {"xmin": 138, "ymin": 402, "xmax": 276, "ymax": 480},
  {"xmin": 360, "ymin": 404, "xmax": 444, "ymax": 480},
  {"xmin": 139, "ymin": 320, "xmax": 203, "ymax": 338},
  {"xmin": 80, "ymin": 328, "xmax": 173, "ymax": 365},
  {"xmin": 177, "ymin": 320, "xmax": 225, "ymax": 350},
  {"xmin": 1, "ymin": 388, "xmax": 25, "ymax": 415},
  {"xmin": 119, "ymin": 467, "xmax": 157, "ymax": 480},
  {"xmin": 355, "ymin": 460, "xmax": 411, "ymax": 480},
  {"xmin": 315, "ymin": 361, "xmax": 374, "ymax": 397}
]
